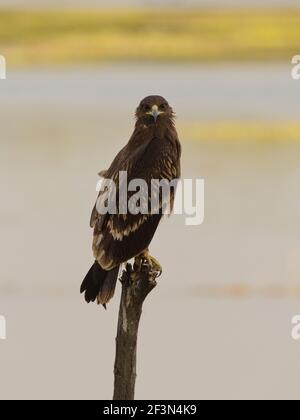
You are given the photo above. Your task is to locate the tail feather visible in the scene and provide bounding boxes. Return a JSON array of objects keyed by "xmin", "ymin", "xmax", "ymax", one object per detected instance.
[
  {"xmin": 80, "ymin": 263, "xmax": 99, "ymax": 302},
  {"xmin": 96, "ymin": 265, "xmax": 120, "ymax": 306},
  {"xmin": 80, "ymin": 261, "xmax": 120, "ymax": 307}
]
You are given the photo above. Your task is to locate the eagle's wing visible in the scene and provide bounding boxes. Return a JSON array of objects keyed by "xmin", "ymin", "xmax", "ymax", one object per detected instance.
[
  {"xmin": 90, "ymin": 134, "xmax": 154, "ymax": 230},
  {"xmin": 90, "ymin": 169, "xmax": 108, "ymax": 229},
  {"xmin": 92, "ymin": 129, "xmax": 181, "ymax": 270}
]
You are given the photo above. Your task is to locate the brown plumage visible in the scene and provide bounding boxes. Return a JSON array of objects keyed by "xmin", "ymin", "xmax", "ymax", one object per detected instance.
[{"xmin": 80, "ymin": 95, "xmax": 181, "ymax": 307}]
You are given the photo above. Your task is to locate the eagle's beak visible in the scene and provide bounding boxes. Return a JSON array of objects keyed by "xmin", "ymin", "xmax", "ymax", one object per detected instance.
[
  {"xmin": 147, "ymin": 104, "xmax": 163, "ymax": 122},
  {"xmin": 151, "ymin": 105, "xmax": 159, "ymax": 122}
]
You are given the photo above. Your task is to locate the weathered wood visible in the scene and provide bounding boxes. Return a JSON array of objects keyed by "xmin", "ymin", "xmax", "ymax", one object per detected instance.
[{"xmin": 113, "ymin": 263, "xmax": 158, "ymax": 400}]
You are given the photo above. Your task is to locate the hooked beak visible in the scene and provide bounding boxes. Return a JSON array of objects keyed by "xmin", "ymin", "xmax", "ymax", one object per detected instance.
[
  {"xmin": 147, "ymin": 104, "xmax": 163, "ymax": 122},
  {"xmin": 151, "ymin": 105, "xmax": 159, "ymax": 122}
]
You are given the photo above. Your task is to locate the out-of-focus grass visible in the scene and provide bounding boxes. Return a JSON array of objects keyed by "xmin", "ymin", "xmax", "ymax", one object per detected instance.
[
  {"xmin": 180, "ymin": 121, "xmax": 300, "ymax": 143},
  {"xmin": 1, "ymin": 9, "xmax": 300, "ymax": 67}
]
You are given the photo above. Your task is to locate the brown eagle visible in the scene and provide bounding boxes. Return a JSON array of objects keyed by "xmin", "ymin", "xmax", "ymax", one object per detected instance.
[{"xmin": 80, "ymin": 95, "xmax": 181, "ymax": 307}]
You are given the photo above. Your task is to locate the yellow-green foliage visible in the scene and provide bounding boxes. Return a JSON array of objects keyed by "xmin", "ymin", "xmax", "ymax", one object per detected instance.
[
  {"xmin": 180, "ymin": 121, "xmax": 300, "ymax": 143},
  {"xmin": 0, "ymin": 9, "xmax": 300, "ymax": 67}
]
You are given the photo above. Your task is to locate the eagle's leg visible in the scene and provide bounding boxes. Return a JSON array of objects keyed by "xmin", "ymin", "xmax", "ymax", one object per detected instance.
[{"xmin": 134, "ymin": 249, "xmax": 162, "ymax": 276}]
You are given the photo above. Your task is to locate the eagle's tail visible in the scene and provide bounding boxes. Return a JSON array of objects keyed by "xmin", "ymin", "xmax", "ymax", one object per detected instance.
[{"xmin": 80, "ymin": 261, "xmax": 120, "ymax": 308}]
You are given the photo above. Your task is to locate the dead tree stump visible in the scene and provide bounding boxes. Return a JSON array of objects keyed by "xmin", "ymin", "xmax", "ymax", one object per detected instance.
[{"xmin": 113, "ymin": 263, "xmax": 158, "ymax": 400}]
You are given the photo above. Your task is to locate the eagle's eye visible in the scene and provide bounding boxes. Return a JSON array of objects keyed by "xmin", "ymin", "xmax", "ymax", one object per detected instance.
[
  {"xmin": 142, "ymin": 104, "xmax": 151, "ymax": 112},
  {"xmin": 159, "ymin": 103, "xmax": 168, "ymax": 111}
]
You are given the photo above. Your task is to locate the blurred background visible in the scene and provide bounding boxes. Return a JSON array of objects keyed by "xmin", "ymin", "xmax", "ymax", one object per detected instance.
[{"xmin": 1, "ymin": 0, "xmax": 300, "ymax": 400}]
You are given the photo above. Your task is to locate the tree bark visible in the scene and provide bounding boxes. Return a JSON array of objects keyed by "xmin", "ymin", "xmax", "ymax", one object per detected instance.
[{"xmin": 113, "ymin": 263, "xmax": 158, "ymax": 400}]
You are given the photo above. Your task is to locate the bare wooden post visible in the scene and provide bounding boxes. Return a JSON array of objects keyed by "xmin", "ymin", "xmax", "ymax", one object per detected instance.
[{"xmin": 113, "ymin": 263, "xmax": 158, "ymax": 400}]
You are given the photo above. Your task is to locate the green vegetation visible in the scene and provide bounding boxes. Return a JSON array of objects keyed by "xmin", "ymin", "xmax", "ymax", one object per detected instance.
[{"xmin": 0, "ymin": 8, "xmax": 300, "ymax": 67}]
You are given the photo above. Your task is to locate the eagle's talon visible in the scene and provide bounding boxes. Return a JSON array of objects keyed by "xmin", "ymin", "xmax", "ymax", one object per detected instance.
[
  {"xmin": 134, "ymin": 251, "xmax": 162, "ymax": 277},
  {"xmin": 141, "ymin": 260, "xmax": 150, "ymax": 272},
  {"xmin": 133, "ymin": 259, "xmax": 142, "ymax": 272}
]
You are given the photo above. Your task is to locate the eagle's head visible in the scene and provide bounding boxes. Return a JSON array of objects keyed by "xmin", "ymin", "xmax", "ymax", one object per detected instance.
[{"xmin": 135, "ymin": 95, "xmax": 174, "ymax": 125}]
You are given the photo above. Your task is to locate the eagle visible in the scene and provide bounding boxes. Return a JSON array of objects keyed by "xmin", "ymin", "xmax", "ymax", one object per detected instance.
[{"xmin": 80, "ymin": 95, "xmax": 181, "ymax": 307}]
